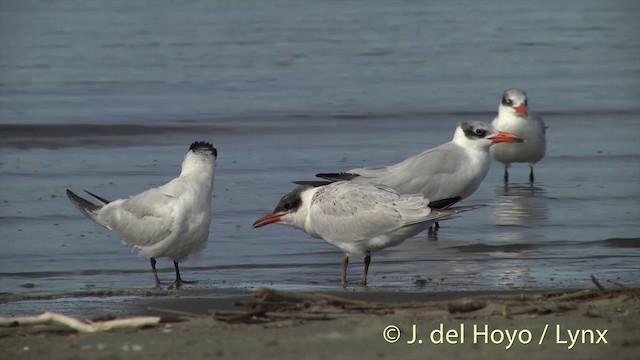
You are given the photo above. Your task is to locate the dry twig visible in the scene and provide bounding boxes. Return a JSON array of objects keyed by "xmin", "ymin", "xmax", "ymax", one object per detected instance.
[
  {"xmin": 591, "ymin": 274, "xmax": 606, "ymax": 291},
  {"xmin": 0, "ymin": 312, "xmax": 160, "ymax": 333}
]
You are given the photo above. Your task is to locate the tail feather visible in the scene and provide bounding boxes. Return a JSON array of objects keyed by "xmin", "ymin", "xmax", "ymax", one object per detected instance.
[
  {"xmin": 316, "ymin": 172, "xmax": 359, "ymax": 181},
  {"xmin": 84, "ymin": 190, "xmax": 111, "ymax": 205},
  {"xmin": 427, "ymin": 196, "xmax": 462, "ymax": 209},
  {"xmin": 429, "ymin": 204, "xmax": 484, "ymax": 223},
  {"xmin": 291, "ymin": 180, "xmax": 334, "ymax": 187},
  {"xmin": 66, "ymin": 189, "xmax": 110, "ymax": 229}
]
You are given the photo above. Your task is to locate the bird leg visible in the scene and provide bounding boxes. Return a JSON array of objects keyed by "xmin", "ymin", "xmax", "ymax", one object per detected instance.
[
  {"xmin": 168, "ymin": 261, "xmax": 198, "ymax": 289},
  {"xmin": 150, "ymin": 258, "xmax": 161, "ymax": 289},
  {"xmin": 529, "ymin": 165, "xmax": 535, "ymax": 183},
  {"xmin": 341, "ymin": 254, "xmax": 349, "ymax": 288},
  {"xmin": 362, "ymin": 252, "xmax": 371, "ymax": 286},
  {"xmin": 427, "ymin": 223, "xmax": 439, "ymax": 240},
  {"xmin": 503, "ymin": 166, "xmax": 509, "ymax": 183}
]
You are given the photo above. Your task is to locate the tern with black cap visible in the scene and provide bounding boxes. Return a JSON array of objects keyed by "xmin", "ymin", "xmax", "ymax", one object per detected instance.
[
  {"xmin": 66, "ymin": 142, "xmax": 217, "ymax": 289},
  {"xmin": 254, "ymin": 182, "xmax": 480, "ymax": 287},
  {"xmin": 294, "ymin": 121, "xmax": 523, "ymax": 229}
]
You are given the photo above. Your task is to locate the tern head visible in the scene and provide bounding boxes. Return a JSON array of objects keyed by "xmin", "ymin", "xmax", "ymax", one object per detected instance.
[
  {"xmin": 181, "ymin": 141, "xmax": 217, "ymax": 175},
  {"xmin": 453, "ymin": 121, "xmax": 524, "ymax": 150},
  {"xmin": 253, "ymin": 185, "xmax": 314, "ymax": 229},
  {"xmin": 499, "ymin": 88, "xmax": 529, "ymax": 118}
]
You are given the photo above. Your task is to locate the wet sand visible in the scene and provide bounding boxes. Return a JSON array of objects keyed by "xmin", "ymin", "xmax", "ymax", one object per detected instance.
[{"xmin": 1, "ymin": 287, "xmax": 639, "ymax": 360}]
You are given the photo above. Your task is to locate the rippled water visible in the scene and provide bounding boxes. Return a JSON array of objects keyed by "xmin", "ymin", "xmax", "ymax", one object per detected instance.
[
  {"xmin": 1, "ymin": 112, "xmax": 638, "ymax": 297},
  {"xmin": 1, "ymin": 0, "xmax": 639, "ymax": 307}
]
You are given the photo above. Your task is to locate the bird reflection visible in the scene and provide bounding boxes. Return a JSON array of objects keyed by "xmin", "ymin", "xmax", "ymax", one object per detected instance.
[{"xmin": 491, "ymin": 182, "xmax": 549, "ymax": 226}]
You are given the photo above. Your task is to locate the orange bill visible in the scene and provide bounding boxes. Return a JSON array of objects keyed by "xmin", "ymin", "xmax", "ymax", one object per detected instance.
[{"xmin": 488, "ymin": 131, "xmax": 525, "ymax": 143}]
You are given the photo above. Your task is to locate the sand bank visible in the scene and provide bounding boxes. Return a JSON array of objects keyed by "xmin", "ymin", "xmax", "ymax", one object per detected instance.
[{"xmin": 1, "ymin": 286, "xmax": 638, "ymax": 360}]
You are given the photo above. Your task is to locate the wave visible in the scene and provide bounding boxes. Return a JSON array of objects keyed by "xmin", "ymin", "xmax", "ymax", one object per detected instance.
[
  {"xmin": 451, "ymin": 238, "xmax": 640, "ymax": 253},
  {"xmin": 0, "ymin": 124, "xmax": 229, "ymax": 139}
]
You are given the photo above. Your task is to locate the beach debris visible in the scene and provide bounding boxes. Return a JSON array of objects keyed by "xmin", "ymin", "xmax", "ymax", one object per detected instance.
[
  {"xmin": 213, "ymin": 308, "xmax": 268, "ymax": 324},
  {"xmin": 0, "ymin": 312, "xmax": 160, "ymax": 333},
  {"xmin": 252, "ymin": 287, "xmax": 386, "ymax": 310},
  {"xmin": 590, "ymin": 274, "xmax": 606, "ymax": 291},
  {"xmin": 209, "ymin": 282, "xmax": 640, "ymax": 325},
  {"xmin": 146, "ymin": 306, "xmax": 202, "ymax": 322},
  {"xmin": 447, "ymin": 299, "xmax": 487, "ymax": 314},
  {"xmin": 212, "ymin": 287, "xmax": 401, "ymax": 324}
]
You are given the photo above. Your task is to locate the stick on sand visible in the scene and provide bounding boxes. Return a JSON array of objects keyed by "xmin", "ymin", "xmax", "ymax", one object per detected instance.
[{"xmin": 0, "ymin": 311, "xmax": 160, "ymax": 333}]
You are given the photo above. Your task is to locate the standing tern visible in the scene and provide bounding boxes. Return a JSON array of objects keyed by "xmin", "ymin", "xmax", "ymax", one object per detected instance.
[
  {"xmin": 294, "ymin": 121, "xmax": 523, "ymax": 228},
  {"xmin": 253, "ymin": 182, "xmax": 479, "ymax": 287},
  {"xmin": 490, "ymin": 88, "xmax": 546, "ymax": 183},
  {"xmin": 66, "ymin": 141, "xmax": 217, "ymax": 289}
]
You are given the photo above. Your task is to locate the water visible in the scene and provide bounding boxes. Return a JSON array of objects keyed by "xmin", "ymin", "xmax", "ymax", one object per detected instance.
[
  {"xmin": 1, "ymin": 0, "xmax": 639, "ymax": 309},
  {"xmin": 2, "ymin": 0, "xmax": 639, "ymax": 123}
]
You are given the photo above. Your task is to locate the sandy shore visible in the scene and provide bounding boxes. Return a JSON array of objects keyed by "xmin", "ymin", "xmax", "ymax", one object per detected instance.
[{"xmin": 1, "ymin": 287, "xmax": 639, "ymax": 360}]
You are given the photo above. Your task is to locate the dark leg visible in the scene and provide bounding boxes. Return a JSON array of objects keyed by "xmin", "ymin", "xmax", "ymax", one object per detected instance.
[
  {"xmin": 529, "ymin": 165, "xmax": 535, "ymax": 183},
  {"xmin": 341, "ymin": 254, "xmax": 349, "ymax": 288},
  {"xmin": 503, "ymin": 166, "xmax": 509, "ymax": 183},
  {"xmin": 150, "ymin": 258, "xmax": 161, "ymax": 289},
  {"xmin": 362, "ymin": 252, "xmax": 371, "ymax": 286},
  {"xmin": 428, "ymin": 221, "xmax": 439, "ymax": 240},
  {"xmin": 169, "ymin": 261, "xmax": 198, "ymax": 289},
  {"xmin": 427, "ymin": 228, "xmax": 439, "ymax": 241}
]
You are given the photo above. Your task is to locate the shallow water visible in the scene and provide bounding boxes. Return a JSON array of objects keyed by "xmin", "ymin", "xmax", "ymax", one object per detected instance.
[
  {"xmin": 1, "ymin": 113, "xmax": 639, "ymax": 298},
  {"xmin": 1, "ymin": 0, "xmax": 639, "ymax": 313}
]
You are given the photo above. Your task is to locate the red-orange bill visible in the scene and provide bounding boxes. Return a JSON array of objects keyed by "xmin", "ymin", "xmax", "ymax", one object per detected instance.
[
  {"xmin": 514, "ymin": 103, "xmax": 528, "ymax": 115},
  {"xmin": 253, "ymin": 212, "xmax": 286, "ymax": 228},
  {"xmin": 488, "ymin": 131, "xmax": 525, "ymax": 143}
]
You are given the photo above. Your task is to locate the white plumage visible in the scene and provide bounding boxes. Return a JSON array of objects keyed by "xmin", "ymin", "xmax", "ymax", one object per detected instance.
[
  {"xmin": 66, "ymin": 141, "xmax": 217, "ymax": 289},
  {"xmin": 254, "ymin": 182, "xmax": 478, "ymax": 287},
  {"xmin": 491, "ymin": 88, "xmax": 547, "ymax": 183},
  {"xmin": 295, "ymin": 121, "xmax": 522, "ymax": 228}
]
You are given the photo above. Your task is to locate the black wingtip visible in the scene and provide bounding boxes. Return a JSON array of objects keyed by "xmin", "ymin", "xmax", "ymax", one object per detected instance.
[
  {"xmin": 428, "ymin": 196, "xmax": 462, "ymax": 209},
  {"xmin": 84, "ymin": 190, "xmax": 111, "ymax": 205},
  {"xmin": 316, "ymin": 172, "xmax": 359, "ymax": 181},
  {"xmin": 66, "ymin": 189, "xmax": 100, "ymax": 212},
  {"xmin": 189, "ymin": 141, "xmax": 217, "ymax": 157},
  {"xmin": 291, "ymin": 180, "xmax": 334, "ymax": 187}
]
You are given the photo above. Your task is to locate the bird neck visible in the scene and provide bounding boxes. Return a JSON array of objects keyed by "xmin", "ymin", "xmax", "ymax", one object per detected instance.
[
  {"xmin": 179, "ymin": 163, "xmax": 215, "ymax": 191},
  {"xmin": 498, "ymin": 107, "xmax": 525, "ymax": 122},
  {"xmin": 284, "ymin": 187, "xmax": 318, "ymax": 231},
  {"xmin": 452, "ymin": 134, "xmax": 490, "ymax": 153}
]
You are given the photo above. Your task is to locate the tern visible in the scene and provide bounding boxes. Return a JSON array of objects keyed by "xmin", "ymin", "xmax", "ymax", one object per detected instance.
[
  {"xmin": 490, "ymin": 88, "xmax": 547, "ymax": 183},
  {"xmin": 294, "ymin": 121, "xmax": 523, "ymax": 228},
  {"xmin": 66, "ymin": 141, "xmax": 217, "ymax": 289},
  {"xmin": 253, "ymin": 182, "xmax": 479, "ymax": 287}
]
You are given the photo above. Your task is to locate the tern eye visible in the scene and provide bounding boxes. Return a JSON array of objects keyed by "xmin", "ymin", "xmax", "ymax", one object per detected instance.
[
  {"xmin": 504, "ymin": 98, "xmax": 513, "ymax": 106},
  {"xmin": 475, "ymin": 129, "xmax": 487, "ymax": 137}
]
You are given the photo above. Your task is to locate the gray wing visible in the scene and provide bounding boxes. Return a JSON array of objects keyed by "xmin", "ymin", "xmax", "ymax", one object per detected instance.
[
  {"xmin": 349, "ymin": 144, "xmax": 469, "ymax": 199},
  {"xmin": 307, "ymin": 183, "xmax": 434, "ymax": 243},
  {"xmin": 97, "ymin": 179, "xmax": 184, "ymax": 248},
  {"xmin": 317, "ymin": 144, "xmax": 463, "ymax": 182},
  {"xmin": 532, "ymin": 112, "xmax": 547, "ymax": 135}
]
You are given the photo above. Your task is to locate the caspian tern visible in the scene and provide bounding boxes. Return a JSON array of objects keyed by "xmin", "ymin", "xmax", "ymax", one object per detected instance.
[
  {"xmin": 66, "ymin": 141, "xmax": 217, "ymax": 289},
  {"xmin": 294, "ymin": 121, "xmax": 523, "ymax": 228},
  {"xmin": 253, "ymin": 182, "xmax": 479, "ymax": 287},
  {"xmin": 490, "ymin": 88, "xmax": 547, "ymax": 183}
]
